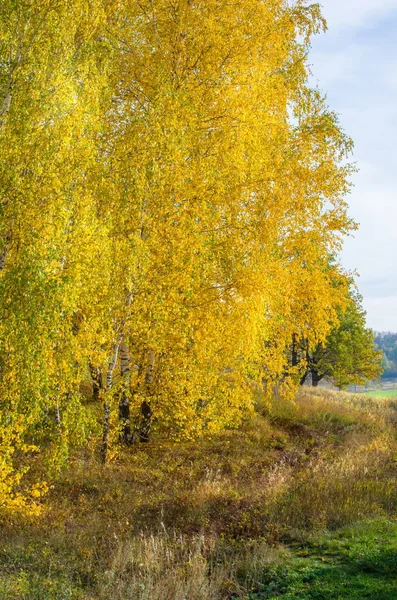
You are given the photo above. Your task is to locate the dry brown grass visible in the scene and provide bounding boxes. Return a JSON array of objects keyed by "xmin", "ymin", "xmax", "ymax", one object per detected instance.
[
  {"xmin": 1, "ymin": 387, "xmax": 397, "ymax": 598},
  {"xmin": 101, "ymin": 532, "xmax": 286, "ymax": 600}
]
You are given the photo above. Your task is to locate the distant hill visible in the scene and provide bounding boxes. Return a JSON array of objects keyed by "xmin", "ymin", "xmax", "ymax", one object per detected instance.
[{"xmin": 374, "ymin": 332, "xmax": 397, "ymax": 378}]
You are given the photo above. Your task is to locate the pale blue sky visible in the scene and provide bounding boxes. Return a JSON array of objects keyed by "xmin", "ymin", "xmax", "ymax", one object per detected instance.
[{"xmin": 309, "ymin": 0, "xmax": 397, "ymax": 331}]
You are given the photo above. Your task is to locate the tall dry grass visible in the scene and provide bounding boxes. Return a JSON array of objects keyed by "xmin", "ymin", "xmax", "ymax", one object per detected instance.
[
  {"xmin": 101, "ymin": 531, "xmax": 286, "ymax": 600},
  {"xmin": 2, "ymin": 387, "xmax": 397, "ymax": 598}
]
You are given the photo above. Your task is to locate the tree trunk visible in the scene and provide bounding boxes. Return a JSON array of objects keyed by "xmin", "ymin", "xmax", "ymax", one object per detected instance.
[
  {"xmin": 55, "ymin": 403, "xmax": 62, "ymax": 435},
  {"xmin": 89, "ymin": 363, "xmax": 102, "ymax": 402},
  {"xmin": 300, "ymin": 371, "xmax": 308, "ymax": 386},
  {"xmin": 101, "ymin": 342, "xmax": 121, "ymax": 464},
  {"xmin": 119, "ymin": 342, "xmax": 132, "ymax": 444},
  {"xmin": 0, "ymin": 232, "xmax": 12, "ymax": 271},
  {"xmin": 139, "ymin": 351, "xmax": 155, "ymax": 442},
  {"xmin": 0, "ymin": 38, "xmax": 23, "ymax": 126},
  {"xmin": 311, "ymin": 369, "xmax": 320, "ymax": 387},
  {"xmin": 101, "ymin": 401, "xmax": 111, "ymax": 464},
  {"xmin": 291, "ymin": 334, "xmax": 298, "ymax": 367},
  {"xmin": 139, "ymin": 400, "xmax": 152, "ymax": 442}
]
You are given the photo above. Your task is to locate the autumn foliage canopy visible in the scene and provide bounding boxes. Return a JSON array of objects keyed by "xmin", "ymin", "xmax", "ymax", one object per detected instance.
[{"xmin": 0, "ymin": 0, "xmax": 377, "ymax": 513}]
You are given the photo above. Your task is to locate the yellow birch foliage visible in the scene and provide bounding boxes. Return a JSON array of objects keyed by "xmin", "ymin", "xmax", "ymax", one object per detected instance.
[
  {"xmin": 0, "ymin": 0, "xmax": 357, "ymax": 512},
  {"xmin": 0, "ymin": 0, "xmax": 111, "ymax": 513},
  {"xmin": 98, "ymin": 0, "xmax": 355, "ymax": 434}
]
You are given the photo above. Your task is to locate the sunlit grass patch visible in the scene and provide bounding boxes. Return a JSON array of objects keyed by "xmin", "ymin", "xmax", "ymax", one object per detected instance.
[
  {"xmin": 362, "ymin": 389, "xmax": 397, "ymax": 399},
  {"xmin": 260, "ymin": 518, "xmax": 397, "ymax": 600}
]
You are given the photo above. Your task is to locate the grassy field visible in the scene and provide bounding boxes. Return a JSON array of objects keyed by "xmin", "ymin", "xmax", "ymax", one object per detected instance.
[
  {"xmin": 1, "ymin": 388, "xmax": 397, "ymax": 599},
  {"xmin": 362, "ymin": 388, "xmax": 397, "ymax": 399}
]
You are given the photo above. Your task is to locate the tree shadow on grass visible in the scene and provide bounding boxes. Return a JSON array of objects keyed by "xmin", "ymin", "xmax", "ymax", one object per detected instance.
[{"xmin": 252, "ymin": 546, "xmax": 397, "ymax": 600}]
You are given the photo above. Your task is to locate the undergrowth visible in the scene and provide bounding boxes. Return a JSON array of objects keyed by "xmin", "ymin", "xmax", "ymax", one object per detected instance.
[{"xmin": 1, "ymin": 388, "xmax": 397, "ymax": 599}]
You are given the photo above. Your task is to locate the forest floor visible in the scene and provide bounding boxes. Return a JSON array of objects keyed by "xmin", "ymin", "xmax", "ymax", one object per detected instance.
[{"xmin": 1, "ymin": 388, "xmax": 397, "ymax": 599}]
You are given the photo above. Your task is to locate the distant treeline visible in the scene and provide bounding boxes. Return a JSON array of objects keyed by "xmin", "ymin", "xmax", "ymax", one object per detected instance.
[{"xmin": 375, "ymin": 333, "xmax": 397, "ymax": 378}]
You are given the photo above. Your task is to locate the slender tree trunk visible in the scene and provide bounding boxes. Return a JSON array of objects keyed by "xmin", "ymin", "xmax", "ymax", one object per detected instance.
[
  {"xmin": 101, "ymin": 402, "xmax": 111, "ymax": 463},
  {"xmin": 55, "ymin": 403, "xmax": 62, "ymax": 435},
  {"xmin": 0, "ymin": 246, "xmax": 9, "ymax": 271},
  {"xmin": 101, "ymin": 341, "xmax": 121, "ymax": 464},
  {"xmin": 54, "ymin": 392, "xmax": 71, "ymax": 436},
  {"xmin": 139, "ymin": 351, "xmax": 155, "ymax": 442},
  {"xmin": 119, "ymin": 342, "xmax": 132, "ymax": 444},
  {"xmin": 300, "ymin": 371, "xmax": 308, "ymax": 386},
  {"xmin": 300, "ymin": 342, "xmax": 311, "ymax": 386},
  {"xmin": 106, "ymin": 344, "xmax": 119, "ymax": 391},
  {"xmin": 89, "ymin": 363, "xmax": 102, "ymax": 402},
  {"xmin": 291, "ymin": 334, "xmax": 298, "ymax": 367},
  {"xmin": 0, "ymin": 75, "xmax": 14, "ymax": 125},
  {"xmin": 0, "ymin": 45, "xmax": 22, "ymax": 127},
  {"xmin": 0, "ymin": 232, "xmax": 12, "ymax": 271},
  {"xmin": 140, "ymin": 400, "xmax": 152, "ymax": 442}
]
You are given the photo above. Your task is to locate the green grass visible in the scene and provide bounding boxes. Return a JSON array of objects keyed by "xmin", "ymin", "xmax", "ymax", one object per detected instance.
[
  {"xmin": 361, "ymin": 389, "xmax": 397, "ymax": 399},
  {"xmin": 251, "ymin": 519, "xmax": 397, "ymax": 599}
]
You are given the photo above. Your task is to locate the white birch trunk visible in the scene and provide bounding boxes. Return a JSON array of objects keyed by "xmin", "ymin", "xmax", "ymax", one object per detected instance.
[
  {"xmin": 119, "ymin": 342, "xmax": 132, "ymax": 444},
  {"xmin": 101, "ymin": 341, "xmax": 121, "ymax": 464}
]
